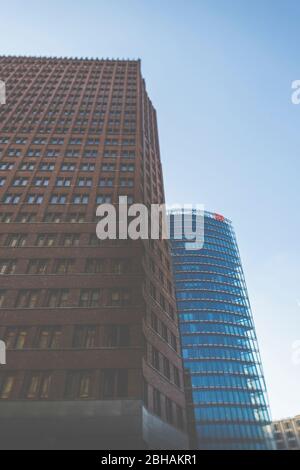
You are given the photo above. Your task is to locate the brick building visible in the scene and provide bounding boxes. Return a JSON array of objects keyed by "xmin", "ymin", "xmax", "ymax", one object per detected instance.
[{"xmin": 0, "ymin": 56, "xmax": 188, "ymax": 449}]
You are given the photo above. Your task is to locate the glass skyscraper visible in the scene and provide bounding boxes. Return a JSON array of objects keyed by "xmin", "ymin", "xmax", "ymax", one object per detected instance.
[{"xmin": 170, "ymin": 210, "xmax": 274, "ymax": 450}]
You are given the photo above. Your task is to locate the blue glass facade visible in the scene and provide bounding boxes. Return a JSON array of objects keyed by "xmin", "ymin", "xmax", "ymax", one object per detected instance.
[{"xmin": 170, "ymin": 211, "xmax": 274, "ymax": 450}]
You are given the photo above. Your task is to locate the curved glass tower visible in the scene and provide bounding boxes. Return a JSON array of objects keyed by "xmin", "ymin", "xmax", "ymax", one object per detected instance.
[{"xmin": 170, "ymin": 211, "xmax": 274, "ymax": 450}]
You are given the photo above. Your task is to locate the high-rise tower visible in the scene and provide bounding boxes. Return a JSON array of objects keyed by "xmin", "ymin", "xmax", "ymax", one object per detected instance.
[
  {"xmin": 170, "ymin": 210, "xmax": 274, "ymax": 450},
  {"xmin": 0, "ymin": 56, "xmax": 188, "ymax": 450}
]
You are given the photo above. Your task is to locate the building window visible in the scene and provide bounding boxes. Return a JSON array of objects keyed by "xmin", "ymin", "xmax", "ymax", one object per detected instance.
[
  {"xmin": 0, "ymin": 374, "xmax": 16, "ymax": 399},
  {"xmin": 16, "ymin": 290, "xmax": 40, "ymax": 308},
  {"xmin": 36, "ymin": 234, "xmax": 57, "ymax": 247},
  {"xmin": 151, "ymin": 346, "xmax": 160, "ymax": 371},
  {"xmin": 73, "ymin": 326, "xmax": 97, "ymax": 348},
  {"xmin": 153, "ymin": 388, "xmax": 161, "ymax": 417},
  {"xmin": 3, "ymin": 194, "xmax": 21, "ymax": 204},
  {"xmin": 102, "ymin": 369, "xmax": 128, "ymax": 399},
  {"xmin": 26, "ymin": 194, "xmax": 44, "ymax": 204},
  {"xmin": 0, "ymin": 259, "xmax": 16, "ymax": 275},
  {"xmin": 16, "ymin": 212, "xmax": 37, "ymax": 223},
  {"xmin": 151, "ymin": 312, "xmax": 159, "ymax": 333},
  {"xmin": 50, "ymin": 194, "xmax": 67, "ymax": 204},
  {"xmin": 170, "ymin": 333, "xmax": 178, "ymax": 352},
  {"xmin": 54, "ymin": 259, "xmax": 75, "ymax": 274},
  {"xmin": 85, "ymin": 259, "xmax": 104, "ymax": 273},
  {"xmin": 61, "ymin": 234, "xmax": 80, "ymax": 246},
  {"xmin": 44, "ymin": 289, "xmax": 69, "ymax": 308},
  {"xmin": 111, "ymin": 259, "xmax": 131, "ymax": 274},
  {"xmin": 79, "ymin": 289, "xmax": 101, "ymax": 308},
  {"xmin": 103, "ymin": 325, "xmax": 130, "ymax": 347},
  {"xmin": 165, "ymin": 397, "xmax": 174, "ymax": 424},
  {"xmin": 5, "ymin": 234, "xmax": 27, "ymax": 248},
  {"xmin": 34, "ymin": 327, "xmax": 62, "ymax": 349},
  {"xmin": 176, "ymin": 405, "xmax": 184, "ymax": 430},
  {"xmin": 24, "ymin": 372, "xmax": 52, "ymax": 399},
  {"xmin": 110, "ymin": 289, "xmax": 131, "ymax": 306},
  {"xmin": 65, "ymin": 371, "xmax": 94, "ymax": 399},
  {"xmin": 173, "ymin": 366, "xmax": 181, "ymax": 388},
  {"xmin": 163, "ymin": 356, "xmax": 171, "ymax": 380},
  {"xmin": 0, "ymin": 291, "xmax": 6, "ymax": 308},
  {"xmin": 72, "ymin": 194, "xmax": 89, "ymax": 204},
  {"xmin": 27, "ymin": 259, "xmax": 48, "ymax": 275},
  {"xmin": 5, "ymin": 328, "xmax": 28, "ymax": 349}
]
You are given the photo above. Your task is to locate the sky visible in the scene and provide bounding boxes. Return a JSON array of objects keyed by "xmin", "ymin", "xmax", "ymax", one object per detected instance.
[{"xmin": 0, "ymin": 0, "xmax": 299, "ymax": 420}]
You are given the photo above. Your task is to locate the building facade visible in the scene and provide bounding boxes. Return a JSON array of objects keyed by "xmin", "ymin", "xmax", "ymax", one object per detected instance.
[
  {"xmin": 0, "ymin": 56, "xmax": 188, "ymax": 449},
  {"xmin": 272, "ymin": 415, "xmax": 300, "ymax": 450},
  {"xmin": 170, "ymin": 210, "xmax": 274, "ymax": 450}
]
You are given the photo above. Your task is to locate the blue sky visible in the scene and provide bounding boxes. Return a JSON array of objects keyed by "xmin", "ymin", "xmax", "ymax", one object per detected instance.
[{"xmin": 1, "ymin": 0, "xmax": 299, "ymax": 420}]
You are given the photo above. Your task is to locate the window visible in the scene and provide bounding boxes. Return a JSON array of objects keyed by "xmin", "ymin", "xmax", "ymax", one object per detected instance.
[
  {"xmin": 77, "ymin": 177, "xmax": 92, "ymax": 187},
  {"xmin": 35, "ymin": 327, "xmax": 62, "ymax": 349},
  {"xmin": 111, "ymin": 259, "xmax": 130, "ymax": 274},
  {"xmin": 0, "ymin": 259, "xmax": 16, "ymax": 275},
  {"xmin": 103, "ymin": 325, "xmax": 130, "ymax": 347},
  {"xmin": 3, "ymin": 193, "xmax": 21, "ymax": 204},
  {"xmin": 176, "ymin": 405, "xmax": 184, "ymax": 430},
  {"xmin": 165, "ymin": 397, "xmax": 174, "ymax": 424},
  {"xmin": 0, "ymin": 177, "xmax": 6, "ymax": 186},
  {"xmin": 110, "ymin": 289, "xmax": 131, "ymax": 306},
  {"xmin": 36, "ymin": 234, "xmax": 57, "ymax": 247},
  {"xmin": 33, "ymin": 177, "xmax": 49, "ymax": 187},
  {"xmin": 151, "ymin": 312, "xmax": 159, "ymax": 333},
  {"xmin": 63, "ymin": 213, "xmax": 81, "ymax": 224},
  {"xmin": 161, "ymin": 323, "xmax": 168, "ymax": 342},
  {"xmin": 54, "ymin": 259, "xmax": 75, "ymax": 274},
  {"xmin": 50, "ymin": 194, "xmax": 67, "ymax": 204},
  {"xmin": 173, "ymin": 366, "xmax": 181, "ymax": 388},
  {"xmin": 0, "ymin": 374, "xmax": 16, "ymax": 399},
  {"xmin": 16, "ymin": 290, "xmax": 40, "ymax": 308},
  {"xmin": 0, "ymin": 213, "xmax": 13, "ymax": 223},
  {"xmin": 61, "ymin": 163, "xmax": 76, "ymax": 172},
  {"xmin": 16, "ymin": 212, "xmax": 36, "ymax": 223},
  {"xmin": 27, "ymin": 259, "xmax": 48, "ymax": 275},
  {"xmin": 5, "ymin": 234, "xmax": 27, "ymax": 248},
  {"xmin": 120, "ymin": 178, "xmax": 134, "ymax": 188},
  {"xmin": 80, "ymin": 163, "xmax": 95, "ymax": 172},
  {"xmin": 72, "ymin": 194, "xmax": 89, "ymax": 204},
  {"xmin": 26, "ymin": 194, "xmax": 44, "ymax": 204},
  {"xmin": 170, "ymin": 333, "xmax": 178, "ymax": 352},
  {"xmin": 73, "ymin": 326, "xmax": 97, "ymax": 348},
  {"xmin": 102, "ymin": 163, "xmax": 115, "ymax": 172},
  {"xmin": 0, "ymin": 291, "xmax": 6, "ymax": 308},
  {"xmin": 96, "ymin": 194, "xmax": 112, "ymax": 204},
  {"xmin": 55, "ymin": 177, "xmax": 72, "ymax": 187},
  {"xmin": 39, "ymin": 163, "xmax": 55, "ymax": 171},
  {"xmin": 102, "ymin": 369, "xmax": 128, "ymax": 399},
  {"xmin": 44, "ymin": 289, "xmax": 69, "ymax": 308},
  {"xmin": 5, "ymin": 328, "xmax": 28, "ymax": 350},
  {"xmin": 24, "ymin": 372, "xmax": 52, "ymax": 399},
  {"xmin": 153, "ymin": 388, "xmax": 161, "ymax": 417},
  {"xmin": 85, "ymin": 259, "xmax": 104, "ymax": 273},
  {"xmin": 65, "ymin": 149, "xmax": 80, "ymax": 158},
  {"xmin": 79, "ymin": 289, "xmax": 101, "ymax": 308},
  {"xmin": 120, "ymin": 164, "xmax": 135, "ymax": 172},
  {"xmin": 163, "ymin": 356, "xmax": 171, "ymax": 380},
  {"xmin": 43, "ymin": 213, "xmax": 63, "ymax": 223},
  {"xmin": 99, "ymin": 178, "xmax": 114, "ymax": 188},
  {"xmin": 150, "ymin": 283, "xmax": 156, "ymax": 300},
  {"xmin": 151, "ymin": 346, "xmax": 160, "ymax": 371},
  {"xmin": 61, "ymin": 234, "xmax": 80, "ymax": 247},
  {"xmin": 65, "ymin": 371, "xmax": 94, "ymax": 399}
]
